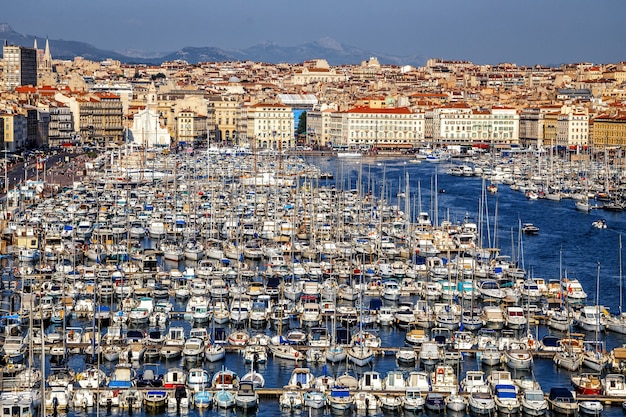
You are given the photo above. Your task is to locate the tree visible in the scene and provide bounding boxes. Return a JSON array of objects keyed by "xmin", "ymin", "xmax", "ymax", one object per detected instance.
[{"xmin": 296, "ymin": 112, "xmax": 307, "ymax": 135}]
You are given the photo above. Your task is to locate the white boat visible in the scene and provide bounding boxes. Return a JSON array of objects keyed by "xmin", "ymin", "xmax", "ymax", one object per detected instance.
[
  {"xmin": 503, "ymin": 347, "xmax": 534, "ymax": 370},
  {"xmin": 76, "ymin": 367, "xmax": 107, "ymax": 389},
  {"xmin": 602, "ymin": 373, "xmax": 626, "ymax": 396},
  {"xmin": 575, "ymin": 305, "xmax": 607, "ymax": 332},
  {"xmin": 430, "ymin": 365, "xmax": 457, "ymax": 394},
  {"xmin": 325, "ymin": 345, "xmax": 347, "ymax": 363},
  {"xmin": 378, "ymin": 393, "xmax": 403, "ymax": 411},
  {"xmin": 241, "ymin": 369, "xmax": 265, "ymax": 389},
  {"xmin": 353, "ymin": 391, "xmax": 378, "ymax": 412},
  {"xmin": 347, "ymin": 344, "xmax": 374, "ymax": 367},
  {"xmin": 579, "ymin": 400, "xmax": 603, "ymax": 415},
  {"xmin": 418, "ymin": 341, "xmax": 442, "ymax": 366},
  {"xmin": 279, "ymin": 390, "xmax": 303, "ymax": 409},
  {"xmin": 285, "ymin": 367, "xmax": 314, "ymax": 389},
  {"xmin": 71, "ymin": 388, "xmax": 95, "ymax": 408},
  {"xmin": 395, "ymin": 346, "xmax": 417, "ymax": 364},
  {"xmin": 327, "ymin": 387, "xmax": 353, "ymax": 411},
  {"xmin": 186, "ymin": 368, "xmax": 210, "ymax": 392},
  {"xmin": 494, "ymin": 384, "xmax": 521, "ymax": 415},
  {"xmin": 44, "ymin": 386, "xmax": 70, "ymax": 411},
  {"xmin": 480, "ymin": 344, "xmax": 502, "ymax": 366},
  {"xmin": 521, "ymin": 389, "xmax": 549, "ymax": 416},
  {"xmin": 234, "ymin": 381, "xmax": 258, "ymax": 410},
  {"xmin": 205, "ymin": 343, "xmax": 226, "ymax": 362},
  {"xmin": 468, "ymin": 391, "xmax": 496, "ymax": 415},
  {"xmin": 553, "ymin": 349, "xmax": 583, "ymax": 372},
  {"xmin": 445, "ymin": 393, "xmax": 467, "ymax": 412},
  {"xmin": 401, "ymin": 387, "xmax": 425, "ymax": 412}
]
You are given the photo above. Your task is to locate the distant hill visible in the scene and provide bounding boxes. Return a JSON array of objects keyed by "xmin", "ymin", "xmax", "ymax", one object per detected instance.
[{"xmin": 0, "ymin": 23, "xmax": 426, "ymax": 67}]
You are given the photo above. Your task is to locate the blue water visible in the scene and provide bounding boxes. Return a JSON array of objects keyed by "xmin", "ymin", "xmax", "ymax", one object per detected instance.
[{"xmin": 23, "ymin": 156, "xmax": 626, "ymax": 417}]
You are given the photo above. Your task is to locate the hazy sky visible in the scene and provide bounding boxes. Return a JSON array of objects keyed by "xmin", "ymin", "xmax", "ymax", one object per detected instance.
[{"xmin": 4, "ymin": 0, "xmax": 625, "ymax": 65}]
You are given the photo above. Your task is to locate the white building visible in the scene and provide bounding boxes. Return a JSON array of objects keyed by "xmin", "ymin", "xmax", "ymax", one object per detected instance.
[
  {"xmin": 329, "ymin": 107, "xmax": 425, "ymax": 150},
  {"xmin": 246, "ymin": 103, "xmax": 295, "ymax": 150},
  {"xmin": 557, "ymin": 108, "xmax": 589, "ymax": 149},
  {"xmin": 129, "ymin": 107, "xmax": 171, "ymax": 148},
  {"xmin": 433, "ymin": 105, "xmax": 519, "ymax": 146}
]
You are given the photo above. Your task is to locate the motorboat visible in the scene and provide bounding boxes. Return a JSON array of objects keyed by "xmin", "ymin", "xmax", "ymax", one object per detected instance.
[
  {"xmin": 494, "ymin": 384, "xmax": 521, "ymax": 415},
  {"xmin": 579, "ymin": 400, "xmax": 603, "ymax": 415},
  {"xmin": 186, "ymin": 368, "xmax": 210, "ymax": 392},
  {"xmin": 395, "ymin": 346, "xmax": 417, "ymax": 364},
  {"xmin": 279, "ymin": 390, "xmax": 304, "ymax": 409},
  {"xmin": 430, "ymin": 365, "xmax": 457, "ymax": 394},
  {"xmin": 353, "ymin": 391, "xmax": 378, "ymax": 412},
  {"xmin": 461, "ymin": 370, "xmax": 488, "ymax": 393},
  {"xmin": 327, "ymin": 386, "xmax": 353, "ymax": 411},
  {"xmin": 285, "ymin": 367, "xmax": 314, "ymax": 390},
  {"xmin": 503, "ymin": 347, "xmax": 534, "ymax": 370},
  {"xmin": 240, "ymin": 369, "xmax": 265, "ymax": 389},
  {"xmin": 378, "ymin": 393, "xmax": 403, "ymax": 411},
  {"xmin": 547, "ymin": 387, "xmax": 579, "ymax": 416},
  {"xmin": 468, "ymin": 391, "xmax": 496, "ymax": 415},
  {"xmin": 302, "ymin": 389, "xmax": 326, "ymax": 409},
  {"xmin": 163, "ymin": 368, "xmax": 186, "ymax": 389},
  {"xmin": 445, "ymin": 393, "xmax": 467, "ymax": 412},
  {"xmin": 357, "ymin": 371, "xmax": 383, "ymax": 391},
  {"xmin": 418, "ymin": 341, "xmax": 442, "ymax": 366},
  {"xmin": 521, "ymin": 389, "xmax": 548, "ymax": 416},
  {"xmin": 212, "ymin": 368, "xmax": 239, "ymax": 390},
  {"xmin": 143, "ymin": 390, "xmax": 168, "ymax": 409},
  {"xmin": 401, "ymin": 387, "xmax": 425, "ymax": 412},
  {"xmin": 424, "ymin": 392, "xmax": 445, "ymax": 413},
  {"xmin": 234, "ymin": 381, "xmax": 258, "ymax": 410},
  {"xmin": 521, "ymin": 223, "xmax": 539, "ymax": 234},
  {"xmin": 602, "ymin": 373, "xmax": 626, "ymax": 396},
  {"xmin": 571, "ymin": 373, "xmax": 602, "ymax": 395}
]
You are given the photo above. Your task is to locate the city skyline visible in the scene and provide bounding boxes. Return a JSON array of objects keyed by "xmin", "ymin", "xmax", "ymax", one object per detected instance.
[{"xmin": 3, "ymin": 0, "xmax": 626, "ymax": 66}]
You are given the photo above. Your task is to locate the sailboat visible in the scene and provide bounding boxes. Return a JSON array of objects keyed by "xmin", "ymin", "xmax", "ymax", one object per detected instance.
[
  {"xmin": 582, "ymin": 262, "xmax": 610, "ymax": 371},
  {"xmin": 347, "ymin": 256, "xmax": 374, "ymax": 367},
  {"xmin": 325, "ymin": 311, "xmax": 347, "ymax": 363},
  {"xmin": 205, "ymin": 302, "xmax": 226, "ymax": 362},
  {"xmin": 607, "ymin": 234, "xmax": 626, "ymax": 333}
]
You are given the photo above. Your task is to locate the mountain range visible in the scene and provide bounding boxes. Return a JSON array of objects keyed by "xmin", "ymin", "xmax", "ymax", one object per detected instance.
[{"xmin": 0, "ymin": 23, "xmax": 426, "ymax": 67}]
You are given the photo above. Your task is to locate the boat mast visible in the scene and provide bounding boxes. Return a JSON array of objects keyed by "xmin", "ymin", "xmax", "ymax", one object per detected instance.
[{"xmin": 619, "ymin": 233, "xmax": 623, "ymax": 316}]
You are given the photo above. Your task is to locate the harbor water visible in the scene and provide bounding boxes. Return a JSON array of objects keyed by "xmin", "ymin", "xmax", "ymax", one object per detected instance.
[{"xmin": 6, "ymin": 154, "xmax": 626, "ymax": 417}]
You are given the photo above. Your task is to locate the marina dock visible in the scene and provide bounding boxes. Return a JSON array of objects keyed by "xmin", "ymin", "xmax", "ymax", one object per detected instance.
[{"xmin": 2, "ymin": 149, "xmax": 626, "ymax": 416}]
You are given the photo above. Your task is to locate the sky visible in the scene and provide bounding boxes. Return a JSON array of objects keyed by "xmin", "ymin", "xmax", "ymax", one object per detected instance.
[{"xmin": 3, "ymin": 0, "xmax": 626, "ymax": 66}]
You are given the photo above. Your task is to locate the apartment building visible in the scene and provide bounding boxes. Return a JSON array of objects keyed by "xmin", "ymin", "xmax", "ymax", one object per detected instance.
[
  {"xmin": 246, "ymin": 103, "xmax": 295, "ymax": 150},
  {"xmin": 176, "ymin": 109, "xmax": 207, "ymax": 145},
  {"xmin": 44, "ymin": 103, "xmax": 75, "ymax": 148},
  {"xmin": 55, "ymin": 92, "xmax": 124, "ymax": 147},
  {"xmin": 327, "ymin": 106, "xmax": 425, "ymax": 150},
  {"xmin": 3, "ymin": 44, "xmax": 37, "ymax": 90},
  {"xmin": 433, "ymin": 105, "xmax": 519, "ymax": 147},
  {"xmin": 557, "ymin": 108, "xmax": 589, "ymax": 150},
  {"xmin": 0, "ymin": 113, "xmax": 28, "ymax": 152},
  {"xmin": 207, "ymin": 97, "xmax": 243, "ymax": 145},
  {"xmin": 592, "ymin": 113, "xmax": 626, "ymax": 148}
]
